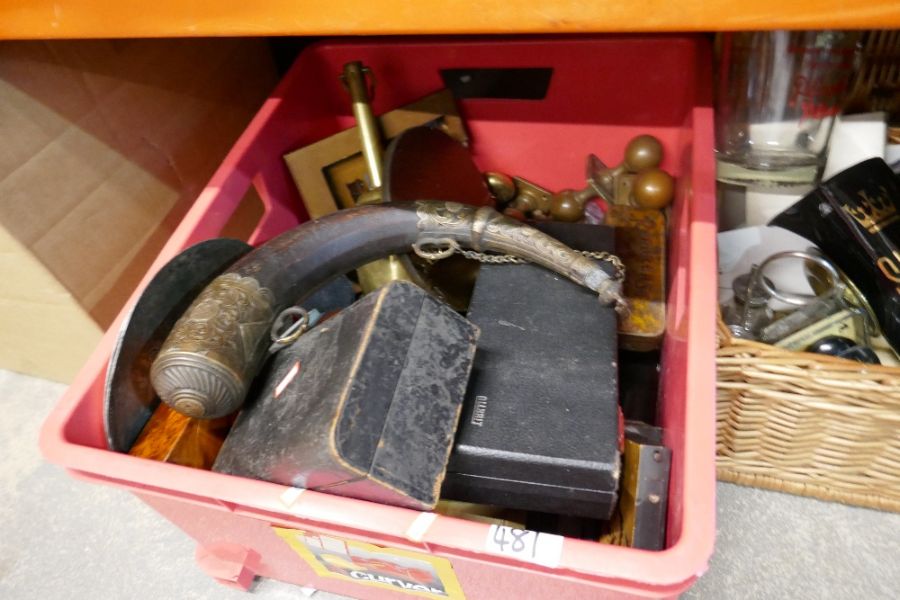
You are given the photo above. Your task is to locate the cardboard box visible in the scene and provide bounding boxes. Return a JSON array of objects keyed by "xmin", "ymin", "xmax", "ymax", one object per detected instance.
[{"xmin": 0, "ymin": 39, "xmax": 277, "ymax": 381}]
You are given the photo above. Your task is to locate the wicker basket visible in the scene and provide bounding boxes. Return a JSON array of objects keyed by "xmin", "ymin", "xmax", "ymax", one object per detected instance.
[
  {"xmin": 847, "ymin": 29, "xmax": 900, "ymax": 123},
  {"xmin": 716, "ymin": 317, "xmax": 900, "ymax": 512}
]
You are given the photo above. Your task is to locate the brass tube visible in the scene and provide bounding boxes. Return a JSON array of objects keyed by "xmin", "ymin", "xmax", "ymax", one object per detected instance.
[
  {"xmin": 341, "ymin": 61, "xmax": 419, "ymax": 291},
  {"xmin": 342, "ymin": 61, "xmax": 383, "ymax": 189}
]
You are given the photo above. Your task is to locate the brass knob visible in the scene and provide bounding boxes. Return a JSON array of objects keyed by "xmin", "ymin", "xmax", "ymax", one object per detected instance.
[
  {"xmin": 593, "ymin": 135, "xmax": 665, "ymax": 205},
  {"xmin": 513, "ymin": 185, "xmax": 551, "ymax": 216},
  {"xmin": 632, "ymin": 168, "xmax": 674, "ymax": 209},
  {"xmin": 549, "ymin": 190, "xmax": 585, "ymax": 222},
  {"xmin": 624, "ymin": 135, "xmax": 663, "ymax": 172},
  {"xmin": 485, "ymin": 172, "xmax": 516, "ymax": 204},
  {"xmin": 502, "ymin": 206, "xmax": 527, "ymax": 221}
]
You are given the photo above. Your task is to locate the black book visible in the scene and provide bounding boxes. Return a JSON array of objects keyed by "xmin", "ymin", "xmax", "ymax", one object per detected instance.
[{"xmin": 442, "ymin": 222, "xmax": 620, "ymax": 519}]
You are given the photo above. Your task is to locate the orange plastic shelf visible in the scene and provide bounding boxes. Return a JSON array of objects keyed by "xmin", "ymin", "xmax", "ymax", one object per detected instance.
[{"xmin": 2, "ymin": 0, "xmax": 899, "ymax": 39}]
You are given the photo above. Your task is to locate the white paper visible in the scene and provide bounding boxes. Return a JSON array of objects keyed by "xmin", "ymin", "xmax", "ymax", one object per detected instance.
[
  {"xmin": 744, "ymin": 189, "xmax": 806, "ymax": 227},
  {"xmin": 886, "ymin": 144, "xmax": 900, "ymax": 169},
  {"xmin": 718, "ymin": 225, "xmax": 820, "ymax": 310},
  {"xmin": 484, "ymin": 525, "xmax": 564, "ymax": 569},
  {"xmin": 748, "ymin": 119, "xmax": 831, "ymax": 154},
  {"xmin": 823, "ymin": 112, "xmax": 887, "ymax": 180}
]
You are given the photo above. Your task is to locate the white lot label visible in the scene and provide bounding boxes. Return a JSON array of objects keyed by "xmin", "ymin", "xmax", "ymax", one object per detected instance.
[{"xmin": 484, "ymin": 525, "xmax": 564, "ymax": 568}]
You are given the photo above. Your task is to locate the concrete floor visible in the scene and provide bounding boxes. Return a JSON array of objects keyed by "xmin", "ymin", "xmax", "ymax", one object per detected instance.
[{"xmin": 2, "ymin": 367, "xmax": 899, "ymax": 599}]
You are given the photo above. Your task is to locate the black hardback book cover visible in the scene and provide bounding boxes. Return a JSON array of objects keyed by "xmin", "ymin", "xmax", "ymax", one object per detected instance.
[
  {"xmin": 214, "ymin": 281, "xmax": 478, "ymax": 509},
  {"xmin": 443, "ymin": 223, "xmax": 621, "ymax": 519}
]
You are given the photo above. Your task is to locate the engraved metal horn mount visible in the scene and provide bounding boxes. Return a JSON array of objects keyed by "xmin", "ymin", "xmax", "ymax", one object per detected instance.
[
  {"xmin": 151, "ymin": 200, "xmax": 621, "ymax": 419},
  {"xmin": 150, "ymin": 273, "xmax": 275, "ymax": 419},
  {"xmin": 413, "ymin": 201, "xmax": 623, "ymax": 302}
]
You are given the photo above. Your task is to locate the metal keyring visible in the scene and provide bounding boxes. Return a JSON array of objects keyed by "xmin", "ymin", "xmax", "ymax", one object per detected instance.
[
  {"xmin": 804, "ymin": 246, "xmax": 881, "ymax": 339},
  {"xmin": 755, "ymin": 250, "xmax": 842, "ymax": 307},
  {"xmin": 270, "ymin": 306, "xmax": 310, "ymax": 345},
  {"xmin": 412, "ymin": 237, "xmax": 458, "ymax": 261}
]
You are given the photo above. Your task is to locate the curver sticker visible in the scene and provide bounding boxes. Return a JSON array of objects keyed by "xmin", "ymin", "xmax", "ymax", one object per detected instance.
[
  {"xmin": 274, "ymin": 527, "xmax": 465, "ymax": 600},
  {"xmin": 484, "ymin": 525, "xmax": 564, "ymax": 568}
]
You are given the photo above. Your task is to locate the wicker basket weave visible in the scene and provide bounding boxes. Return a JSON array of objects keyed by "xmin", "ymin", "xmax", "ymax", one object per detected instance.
[
  {"xmin": 716, "ymin": 318, "xmax": 900, "ymax": 512},
  {"xmin": 847, "ymin": 29, "xmax": 900, "ymax": 122}
]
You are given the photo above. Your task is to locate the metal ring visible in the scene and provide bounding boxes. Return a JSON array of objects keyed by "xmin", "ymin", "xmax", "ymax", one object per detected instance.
[
  {"xmin": 270, "ymin": 307, "xmax": 310, "ymax": 344},
  {"xmin": 803, "ymin": 246, "xmax": 882, "ymax": 337},
  {"xmin": 756, "ymin": 250, "xmax": 842, "ymax": 307},
  {"xmin": 412, "ymin": 237, "xmax": 458, "ymax": 261},
  {"xmin": 471, "ymin": 206, "xmax": 495, "ymax": 252}
]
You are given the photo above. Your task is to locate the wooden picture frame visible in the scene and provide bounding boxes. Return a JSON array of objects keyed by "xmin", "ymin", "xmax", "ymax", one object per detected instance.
[{"xmin": 284, "ymin": 90, "xmax": 468, "ymax": 218}]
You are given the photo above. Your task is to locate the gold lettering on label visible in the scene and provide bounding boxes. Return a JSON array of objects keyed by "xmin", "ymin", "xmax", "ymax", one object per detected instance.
[
  {"xmin": 842, "ymin": 187, "xmax": 899, "ymax": 234},
  {"xmin": 877, "ymin": 256, "xmax": 900, "ymax": 284}
]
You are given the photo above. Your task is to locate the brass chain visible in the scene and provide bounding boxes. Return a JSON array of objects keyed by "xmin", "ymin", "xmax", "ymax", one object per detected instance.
[{"xmin": 411, "ymin": 237, "xmax": 628, "ymax": 313}]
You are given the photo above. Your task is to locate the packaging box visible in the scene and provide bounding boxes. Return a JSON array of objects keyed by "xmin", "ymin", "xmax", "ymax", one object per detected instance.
[
  {"xmin": 0, "ymin": 39, "xmax": 277, "ymax": 381},
  {"xmin": 40, "ymin": 36, "xmax": 717, "ymax": 599}
]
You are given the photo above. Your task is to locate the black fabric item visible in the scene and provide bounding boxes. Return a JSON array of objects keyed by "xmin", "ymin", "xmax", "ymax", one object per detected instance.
[{"xmin": 443, "ymin": 222, "xmax": 620, "ymax": 519}]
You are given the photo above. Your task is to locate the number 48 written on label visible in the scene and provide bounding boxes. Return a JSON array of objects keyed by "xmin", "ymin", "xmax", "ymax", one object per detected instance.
[{"xmin": 484, "ymin": 525, "xmax": 564, "ymax": 568}]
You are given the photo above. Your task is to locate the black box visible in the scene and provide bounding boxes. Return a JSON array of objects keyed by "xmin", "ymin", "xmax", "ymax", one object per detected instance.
[
  {"xmin": 442, "ymin": 223, "xmax": 621, "ymax": 519},
  {"xmin": 214, "ymin": 281, "xmax": 479, "ymax": 510}
]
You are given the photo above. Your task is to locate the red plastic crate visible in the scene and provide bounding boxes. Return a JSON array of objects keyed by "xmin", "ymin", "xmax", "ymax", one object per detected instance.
[{"xmin": 40, "ymin": 36, "xmax": 717, "ymax": 599}]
